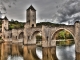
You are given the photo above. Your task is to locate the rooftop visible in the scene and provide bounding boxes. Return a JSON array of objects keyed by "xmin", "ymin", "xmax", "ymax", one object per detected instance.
[{"xmin": 27, "ymin": 5, "xmax": 36, "ymax": 11}]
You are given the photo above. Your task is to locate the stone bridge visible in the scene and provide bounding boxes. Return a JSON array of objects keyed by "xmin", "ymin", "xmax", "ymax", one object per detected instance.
[{"xmin": 23, "ymin": 21, "xmax": 80, "ymax": 54}]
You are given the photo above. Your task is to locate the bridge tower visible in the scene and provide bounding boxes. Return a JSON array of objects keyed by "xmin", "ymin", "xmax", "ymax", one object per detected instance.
[
  {"xmin": 2, "ymin": 16, "xmax": 9, "ymax": 39},
  {"xmin": 26, "ymin": 5, "xmax": 36, "ymax": 27}
]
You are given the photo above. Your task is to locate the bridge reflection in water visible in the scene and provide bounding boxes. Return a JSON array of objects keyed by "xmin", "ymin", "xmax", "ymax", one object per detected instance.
[{"xmin": 0, "ymin": 41, "xmax": 79, "ymax": 60}]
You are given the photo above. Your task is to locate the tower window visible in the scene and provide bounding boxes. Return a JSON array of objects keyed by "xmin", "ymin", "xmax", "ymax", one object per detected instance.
[{"xmin": 32, "ymin": 24, "xmax": 34, "ymax": 27}]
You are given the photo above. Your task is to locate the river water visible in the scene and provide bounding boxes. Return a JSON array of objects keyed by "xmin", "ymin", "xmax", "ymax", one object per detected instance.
[
  {"xmin": 0, "ymin": 42, "xmax": 75, "ymax": 60},
  {"xmin": 36, "ymin": 44, "xmax": 75, "ymax": 60}
]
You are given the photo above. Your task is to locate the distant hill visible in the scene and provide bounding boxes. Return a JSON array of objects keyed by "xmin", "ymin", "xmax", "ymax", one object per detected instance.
[
  {"xmin": 36, "ymin": 22, "xmax": 65, "ymax": 27},
  {"xmin": 9, "ymin": 21, "xmax": 25, "ymax": 30}
]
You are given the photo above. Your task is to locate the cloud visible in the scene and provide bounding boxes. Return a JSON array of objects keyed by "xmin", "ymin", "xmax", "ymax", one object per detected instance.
[
  {"xmin": 53, "ymin": 0, "xmax": 80, "ymax": 25},
  {"xmin": 2, "ymin": 0, "xmax": 17, "ymax": 3},
  {"xmin": 0, "ymin": 0, "xmax": 67, "ymax": 22},
  {"xmin": 0, "ymin": 0, "xmax": 17, "ymax": 13},
  {"xmin": 0, "ymin": 2, "xmax": 6, "ymax": 13}
]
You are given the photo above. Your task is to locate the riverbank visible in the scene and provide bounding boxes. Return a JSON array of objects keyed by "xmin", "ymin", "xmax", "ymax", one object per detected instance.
[{"xmin": 56, "ymin": 39, "xmax": 74, "ymax": 46}]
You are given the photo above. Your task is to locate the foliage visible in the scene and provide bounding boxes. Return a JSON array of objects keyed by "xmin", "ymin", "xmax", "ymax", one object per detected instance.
[
  {"xmin": 9, "ymin": 20, "xmax": 24, "ymax": 30},
  {"xmin": 56, "ymin": 30, "xmax": 73, "ymax": 39},
  {"xmin": 36, "ymin": 35, "xmax": 42, "ymax": 41},
  {"xmin": 37, "ymin": 22, "xmax": 65, "ymax": 27}
]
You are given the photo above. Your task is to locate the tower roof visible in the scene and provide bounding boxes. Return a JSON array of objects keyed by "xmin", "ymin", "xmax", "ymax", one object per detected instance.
[
  {"xmin": 27, "ymin": 5, "xmax": 36, "ymax": 11},
  {"xmin": 4, "ymin": 16, "xmax": 8, "ymax": 20}
]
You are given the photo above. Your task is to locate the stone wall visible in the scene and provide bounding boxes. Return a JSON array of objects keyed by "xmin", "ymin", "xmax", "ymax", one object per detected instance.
[{"xmin": 74, "ymin": 22, "xmax": 80, "ymax": 53}]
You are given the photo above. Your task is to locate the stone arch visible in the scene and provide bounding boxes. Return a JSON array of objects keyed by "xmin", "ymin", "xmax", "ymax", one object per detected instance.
[
  {"xmin": 51, "ymin": 28, "xmax": 74, "ymax": 40},
  {"xmin": 51, "ymin": 28, "xmax": 75, "ymax": 60},
  {"xmin": 32, "ymin": 31, "xmax": 41, "ymax": 39},
  {"xmin": 31, "ymin": 30, "xmax": 42, "ymax": 41},
  {"xmin": 18, "ymin": 32, "xmax": 24, "ymax": 39}
]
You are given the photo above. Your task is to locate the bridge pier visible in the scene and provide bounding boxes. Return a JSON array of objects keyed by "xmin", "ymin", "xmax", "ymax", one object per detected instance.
[
  {"xmin": 42, "ymin": 25, "xmax": 58, "ymax": 60},
  {"xmin": 42, "ymin": 40, "xmax": 58, "ymax": 60},
  {"xmin": 74, "ymin": 22, "xmax": 80, "ymax": 53},
  {"xmin": 74, "ymin": 21, "xmax": 80, "ymax": 60}
]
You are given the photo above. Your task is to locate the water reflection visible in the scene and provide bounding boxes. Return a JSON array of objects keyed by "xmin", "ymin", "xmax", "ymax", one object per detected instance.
[
  {"xmin": 36, "ymin": 47, "xmax": 42, "ymax": 59},
  {"xmin": 36, "ymin": 45, "xmax": 75, "ymax": 60},
  {"xmin": 56, "ymin": 44, "xmax": 75, "ymax": 60},
  {"xmin": 0, "ymin": 42, "xmax": 78, "ymax": 60},
  {"xmin": 7, "ymin": 55, "xmax": 23, "ymax": 60},
  {"xmin": 23, "ymin": 45, "xmax": 40, "ymax": 60}
]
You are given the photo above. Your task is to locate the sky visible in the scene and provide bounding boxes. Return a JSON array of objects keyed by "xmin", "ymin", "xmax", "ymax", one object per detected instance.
[{"xmin": 0, "ymin": 0, "xmax": 80, "ymax": 25}]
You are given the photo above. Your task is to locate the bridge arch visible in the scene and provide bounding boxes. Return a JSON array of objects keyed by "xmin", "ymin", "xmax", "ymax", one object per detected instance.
[
  {"xmin": 31, "ymin": 30, "xmax": 42, "ymax": 41},
  {"xmin": 18, "ymin": 32, "xmax": 24, "ymax": 39},
  {"xmin": 51, "ymin": 28, "xmax": 74, "ymax": 40},
  {"xmin": 51, "ymin": 28, "xmax": 75, "ymax": 60}
]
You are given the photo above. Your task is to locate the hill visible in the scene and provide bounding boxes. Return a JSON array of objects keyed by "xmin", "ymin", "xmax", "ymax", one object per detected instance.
[{"xmin": 36, "ymin": 22, "xmax": 65, "ymax": 27}]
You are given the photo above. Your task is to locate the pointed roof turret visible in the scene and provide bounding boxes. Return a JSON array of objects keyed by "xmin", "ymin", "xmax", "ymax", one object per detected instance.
[
  {"xmin": 4, "ymin": 16, "xmax": 8, "ymax": 20},
  {"xmin": 27, "ymin": 5, "xmax": 36, "ymax": 11}
]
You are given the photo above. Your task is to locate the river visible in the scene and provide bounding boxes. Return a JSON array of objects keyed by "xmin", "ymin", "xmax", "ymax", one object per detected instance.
[
  {"xmin": 36, "ymin": 44, "xmax": 75, "ymax": 60},
  {"xmin": 0, "ymin": 42, "xmax": 76, "ymax": 60}
]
